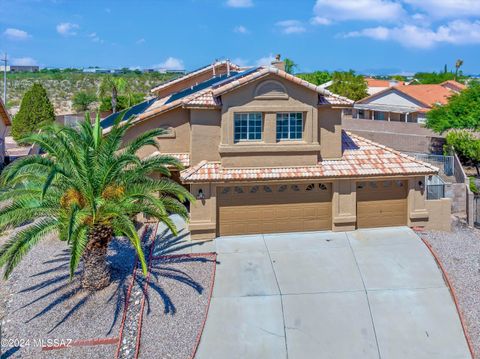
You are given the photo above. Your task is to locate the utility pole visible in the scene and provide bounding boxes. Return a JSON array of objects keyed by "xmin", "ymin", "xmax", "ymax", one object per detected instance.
[{"xmin": 1, "ymin": 53, "xmax": 6, "ymax": 104}]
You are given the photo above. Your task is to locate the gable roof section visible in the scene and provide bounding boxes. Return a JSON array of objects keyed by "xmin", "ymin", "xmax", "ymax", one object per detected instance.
[
  {"xmin": 357, "ymin": 82, "xmax": 464, "ymax": 110},
  {"xmin": 0, "ymin": 98, "xmax": 11, "ymax": 126},
  {"xmin": 102, "ymin": 65, "xmax": 353, "ymax": 130},
  {"xmin": 440, "ymin": 80, "xmax": 466, "ymax": 92},
  {"xmin": 181, "ymin": 131, "xmax": 437, "ymax": 183},
  {"xmin": 150, "ymin": 61, "xmax": 241, "ymax": 95}
]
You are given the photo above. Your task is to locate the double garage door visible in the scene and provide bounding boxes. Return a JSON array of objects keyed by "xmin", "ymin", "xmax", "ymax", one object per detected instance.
[
  {"xmin": 217, "ymin": 183, "xmax": 332, "ymax": 236},
  {"xmin": 217, "ymin": 180, "xmax": 408, "ymax": 236}
]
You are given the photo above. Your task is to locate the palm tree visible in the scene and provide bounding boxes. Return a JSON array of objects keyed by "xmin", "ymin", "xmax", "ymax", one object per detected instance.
[
  {"xmin": 284, "ymin": 58, "xmax": 297, "ymax": 74},
  {"xmin": 455, "ymin": 59, "xmax": 464, "ymax": 81},
  {"xmin": 0, "ymin": 114, "xmax": 193, "ymax": 290},
  {"xmin": 98, "ymin": 76, "xmax": 127, "ymax": 113}
]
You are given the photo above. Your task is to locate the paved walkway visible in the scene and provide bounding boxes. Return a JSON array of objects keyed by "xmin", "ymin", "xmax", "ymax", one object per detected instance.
[{"xmin": 194, "ymin": 227, "xmax": 471, "ymax": 359}]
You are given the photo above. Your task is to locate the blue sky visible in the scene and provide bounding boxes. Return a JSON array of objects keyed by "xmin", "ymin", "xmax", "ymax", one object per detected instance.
[{"xmin": 1, "ymin": 0, "xmax": 480, "ymax": 74}]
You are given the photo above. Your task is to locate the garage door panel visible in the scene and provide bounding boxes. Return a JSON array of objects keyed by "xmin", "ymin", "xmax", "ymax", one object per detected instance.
[
  {"xmin": 218, "ymin": 183, "xmax": 332, "ymax": 236},
  {"xmin": 357, "ymin": 181, "xmax": 407, "ymax": 229}
]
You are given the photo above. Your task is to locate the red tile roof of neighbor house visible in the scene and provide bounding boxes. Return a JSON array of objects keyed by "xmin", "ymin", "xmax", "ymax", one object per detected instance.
[
  {"xmin": 180, "ymin": 132, "xmax": 438, "ymax": 183},
  {"xmin": 365, "ymin": 78, "xmax": 404, "ymax": 87},
  {"xmin": 0, "ymin": 98, "xmax": 11, "ymax": 126},
  {"xmin": 358, "ymin": 80, "xmax": 466, "ymax": 110}
]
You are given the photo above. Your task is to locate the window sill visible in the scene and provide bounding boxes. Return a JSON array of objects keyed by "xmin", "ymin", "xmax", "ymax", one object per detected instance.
[{"xmin": 219, "ymin": 143, "xmax": 321, "ymax": 154}]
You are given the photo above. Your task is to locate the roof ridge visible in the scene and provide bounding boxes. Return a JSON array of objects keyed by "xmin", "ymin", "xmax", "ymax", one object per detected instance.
[
  {"xmin": 180, "ymin": 160, "xmax": 208, "ymax": 181},
  {"xmin": 344, "ymin": 131, "xmax": 439, "ymax": 171}
]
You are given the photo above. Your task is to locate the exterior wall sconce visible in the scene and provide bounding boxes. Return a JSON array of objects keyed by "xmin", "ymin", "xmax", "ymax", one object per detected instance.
[
  {"xmin": 418, "ymin": 180, "xmax": 424, "ymax": 190},
  {"xmin": 197, "ymin": 189, "xmax": 205, "ymax": 200}
]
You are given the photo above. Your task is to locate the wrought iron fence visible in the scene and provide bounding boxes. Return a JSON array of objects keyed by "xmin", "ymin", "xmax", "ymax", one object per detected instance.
[
  {"xmin": 427, "ymin": 184, "xmax": 445, "ymax": 200},
  {"xmin": 412, "ymin": 153, "xmax": 454, "ymax": 177}
]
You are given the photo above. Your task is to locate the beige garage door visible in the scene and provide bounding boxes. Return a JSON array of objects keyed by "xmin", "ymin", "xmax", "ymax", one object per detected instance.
[
  {"xmin": 357, "ymin": 180, "xmax": 408, "ymax": 228},
  {"xmin": 217, "ymin": 183, "xmax": 332, "ymax": 236}
]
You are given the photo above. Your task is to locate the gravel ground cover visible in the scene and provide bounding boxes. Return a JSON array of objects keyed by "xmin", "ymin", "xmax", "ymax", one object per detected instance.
[
  {"xmin": 421, "ymin": 222, "xmax": 480, "ymax": 358},
  {"xmin": 0, "ymin": 231, "xmax": 136, "ymax": 358},
  {"xmin": 138, "ymin": 254, "xmax": 216, "ymax": 359}
]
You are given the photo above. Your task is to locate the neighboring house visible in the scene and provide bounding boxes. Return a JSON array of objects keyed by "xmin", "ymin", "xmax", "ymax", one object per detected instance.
[
  {"xmin": 102, "ymin": 60, "xmax": 450, "ymax": 240},
  {"xmin": 0, "ymin": 65, "xmax": 39, "ymax": 73},
  {"xmin": 364, "ymin": 77, "xmax": 404, "ymax": 95},
  {"xmin": 0, "ymin": 98, "xmax": 11, "ymax": 165},
  {"xmin": 353, "ymin": 80, "xmax": 466, "ymax": 124}
]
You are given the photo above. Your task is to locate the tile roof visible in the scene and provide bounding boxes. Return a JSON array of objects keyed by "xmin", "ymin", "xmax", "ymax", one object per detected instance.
[
  {"xmin": 365, "ymin": 78, "xmax": 404, "ymax": 87},
  {"xmin": 145, "ymin": 152, "xmax": 190, "ymax": 167},
  {"xmin": 394, "ymin": 84, "xmax": 456, "ymax": 107},
  {"xmin": 103, "ymin": 65, "xmax": 353, "ymax": 130},
  {"xmin": 180, "ymin": 131, "xmax": 437, "ymax": 183}
]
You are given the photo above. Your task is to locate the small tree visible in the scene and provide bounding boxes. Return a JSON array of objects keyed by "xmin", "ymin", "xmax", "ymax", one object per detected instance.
[
  {"xmin": 98, "ymin": 76, "xmax": 127, "ymax": 113},
  {"xmin": 12, "ymin": 83, "xmax": 55, "ymax": 142},
  {"xmin": 284, "ymin": 58, "xmax": 297, "ymax": 74},
  {"xmin": 445, "ymin": 130, "xmax": 480, "ymax": 176},
  {"xmin": 297, "ymin": 71, "xmax": 332, "ymax": 86},
  {"xmin": 329, "ymin": 70, "xmax": 368, "ymax": 101},
  {"xmin": 72, "ymin": 91, "xmax": 97, "ymax": 112},
  {"xmin": 426, "ymin": 83, "xmax": 480, "ymax": 133}
]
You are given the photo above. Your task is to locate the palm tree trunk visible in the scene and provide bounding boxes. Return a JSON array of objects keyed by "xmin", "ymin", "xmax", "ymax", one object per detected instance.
[
  {"xmin": 112, "ymin": 87, "xmax": 118, "ymax": 113},
  {"xmin": 81, "ymin": 224, "xmax": 113, "ymax": 290}
]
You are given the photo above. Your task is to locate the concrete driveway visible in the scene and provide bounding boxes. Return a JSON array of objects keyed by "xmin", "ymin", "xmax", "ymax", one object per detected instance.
[{"xmin": 193, "ymin": 227, "xmax": 471, "ymax": 359}]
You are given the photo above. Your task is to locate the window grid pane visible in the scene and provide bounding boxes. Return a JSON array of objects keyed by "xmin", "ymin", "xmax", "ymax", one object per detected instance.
[
  {"xmin": 234, "ymin": 113, "xmax": 262, "ymax": 142},
  {"xmin": 276, "ymin": 112, "xmax": 303, "ymax": 140}
]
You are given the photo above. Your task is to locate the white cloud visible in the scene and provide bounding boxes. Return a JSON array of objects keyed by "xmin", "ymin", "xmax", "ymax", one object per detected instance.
[
  {"xmin": 11, "ymin": 57, "xmax": 37, "ymax": 66},
  {"xmin": 226, "ymin": 0, "xmax": 253, "ymax": 8},
  {"xmin": 255, "ymin": 54, "xmax": 276, "ymax": 66},
  {"xmin": 313, "ymin": 0, "xmax": 404, "ymax": 22},
  {"xmin": 276, "ymin": 20, "xmax": 306, "ymax": 34},
  {"xmin": 3, "ymin": 28, "xmax": 30, "ymax": 40},
  {"xmin": 88, "ymin": 32, "xmax": 103, "ymax": 43},
  {"xmin": 233, "ymin": 25, "xmax": 249, "ymax": 34},
  {"xmin": 404, "ymin": 0, "xmax": 480, "ymax": 19},
  {"xmin": 56, "ymin": 22, "xmax": 79, "ymax": 36},
  {"xmin": 154, "ymin": 57, "xmax": 184, "ymax": 70},
  {"xmin": 310, "ymin": 16, "xmax": 331, "ymax": 26},
  {"xmin": 344, "ymin": 20, "xmax": 480, "ymax": 48},
  {"xmin": 136, "ymin": 38, "xmax": 146, "ymax": 44}
]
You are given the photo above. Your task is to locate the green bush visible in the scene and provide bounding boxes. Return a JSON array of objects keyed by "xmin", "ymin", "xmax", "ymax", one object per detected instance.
[
  {"xmin": 469, "ymin": 177, "xmax": 479, "ymax": 194},
  {"xmin": 12, "ymin": 83, "xmax": 55, "ymax": 142},
  {"xmin": 99, "ymin": 93, "xmax": 145, "ymax": 112},
  {"xmin": 73, "ymin": 91, "xmax": 97, "ymax": 112}
]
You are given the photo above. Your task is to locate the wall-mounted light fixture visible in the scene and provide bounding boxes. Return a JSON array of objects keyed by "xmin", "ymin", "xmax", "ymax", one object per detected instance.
[
  {"xmin": 197, "ymin": 189, "xmax": 205, "ymax": 200},
  {"xmin": 418, "ymin": 180, "xmax": 424, "ymax": 190}
]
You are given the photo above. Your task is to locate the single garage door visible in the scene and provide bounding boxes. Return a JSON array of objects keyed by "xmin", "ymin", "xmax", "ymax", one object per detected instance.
[
  {"xmin": 357, "ymin": 180, "xmax": 408, "ymax": 228},
  {"xmin": 217, "ymin": 183, "xmax": 332, "ymax": 236}
]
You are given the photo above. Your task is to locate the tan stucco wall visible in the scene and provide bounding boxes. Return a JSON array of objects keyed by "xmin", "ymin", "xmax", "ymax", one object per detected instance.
[
  {"xmin": 424, "ymin": 199, "xmax": 452, "ymax": 231},
  {"xmin": 190, "ymin": 109, "xmax": 221, "ymax": 164},
  {"xmin": 123, "ymin": 108, "xmax": 190, "ymax": 158},
  {"xmin": 319, "ymin": 107, "xmax": 342, "ymax": 159},
  {"xmin": 189, "ymin": 183, "xmax": 217, "ymax": 240},
  {"xmin": 217, "ymin": 74, "xmax": 325, "ymax": 167},
  {"xmin": 332, "ymin": 179, "xmax": 356, "ymax": 231}
]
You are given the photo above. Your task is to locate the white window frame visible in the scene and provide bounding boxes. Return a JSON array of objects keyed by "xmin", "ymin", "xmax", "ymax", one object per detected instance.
[
  {"xmin": 276, "ymin": 112, "xmax": 303, "ymax": 141},
  {"xmin": 234, "ymin": 112, "xmax": 263, "ymax": 142}
]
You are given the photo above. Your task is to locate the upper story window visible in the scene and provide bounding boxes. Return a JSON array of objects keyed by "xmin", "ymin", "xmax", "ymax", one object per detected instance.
[
  {"xmin": 276, "ymin": 112, "xmax": 303, "ymax": 141},
  {"xmin": 234, "ymin": 113, "xmax": 262, "ymax": 142}
]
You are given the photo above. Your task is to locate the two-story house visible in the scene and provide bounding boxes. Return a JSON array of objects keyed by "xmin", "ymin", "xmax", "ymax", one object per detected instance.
[{"xmin": 102, "ymin": 60, "xmax": 451, "ymax": 240}]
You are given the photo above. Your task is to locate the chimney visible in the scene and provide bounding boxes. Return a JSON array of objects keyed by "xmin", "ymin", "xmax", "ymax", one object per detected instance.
[
  {"xmin": 271, "ymin": 54, "xmax": 285, "ymax": 71},
  {"xmin": 227, "ymin": 60, "xmax": 231, "ymax": 76}
]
